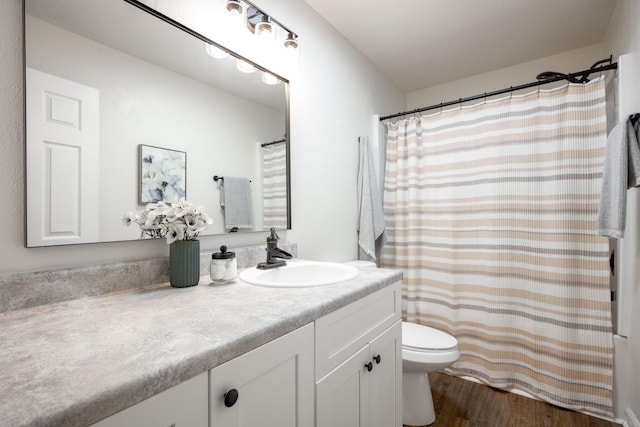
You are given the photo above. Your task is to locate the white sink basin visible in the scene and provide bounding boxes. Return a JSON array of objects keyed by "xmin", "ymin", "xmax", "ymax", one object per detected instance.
[{"xmin": 239, "ymin": 260, "xmax": 360, "ymax": 288}]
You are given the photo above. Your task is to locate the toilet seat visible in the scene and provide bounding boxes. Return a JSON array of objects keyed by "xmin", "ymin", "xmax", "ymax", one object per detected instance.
[
  {"xmin": 402, "ymin": 321, "xmax": 457, "ymax": 351},
  {"xmin": 402, "ymin": 322, "xmax": 460, "ymax": 371}
]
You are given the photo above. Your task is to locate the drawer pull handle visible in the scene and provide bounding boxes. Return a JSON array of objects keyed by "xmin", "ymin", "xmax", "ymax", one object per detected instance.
[
  {"xmin": 224, "ymin": 388, "xmax": 239, "ymax": 407},
  {"xmin": 373, "ymin": 354, "xmax": 381, "ymax": 364},
  {"xmin": 365, "ymin": 361, "xmax": 373, "ymax": 372}
]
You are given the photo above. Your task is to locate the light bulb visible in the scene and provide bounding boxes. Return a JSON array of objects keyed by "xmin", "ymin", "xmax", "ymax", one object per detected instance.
[
  {"xmin": 205, "ymin": 43, "xmax": 229, "ymax": 59},
  {"xmin": 254, "ymin": 16, "xmax": 273, "ymax": 36},
  {"xmin": 284, "ymin": 33, "xmax": 298, "ymax": 49},
  {"xmin": 236, "ymin": 59, "xmax": 256, "ymax": 73},
  {"xmin": 261, "ymin": 72, "xmax": 279, "ymax": 85},
  {"xmin": 226, "ymin": 0, "xmax": 243, "ymax": 15}
]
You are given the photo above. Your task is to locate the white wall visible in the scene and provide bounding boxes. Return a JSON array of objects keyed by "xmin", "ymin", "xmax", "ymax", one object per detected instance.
[
  {"xmin": 407, "ymin": 44, "xmax": 606, "ymax": 110},
  {"xmin": 0, "ymin": 0, "xmax": 405, "ymax": 274},
  {"xmin": 604, "ymin": 1, "xmax": 640, "ymax": 425}
]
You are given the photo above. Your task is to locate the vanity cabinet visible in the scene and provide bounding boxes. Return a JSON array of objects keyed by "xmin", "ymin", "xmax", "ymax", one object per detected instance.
[
  {"xmin": 91, "ymin": 372, "xmax": 208, "ymax": 427},
  {"xmin": 315, "ymin": 283, "xmax": 402, "ymax": 427},
  {"xmin": 209, "ymin": 323, "xmax": 314, "ymax": 427},
  {"xmin": 90, "ymin": 283, "xmax": 400, "ymax": 427}
]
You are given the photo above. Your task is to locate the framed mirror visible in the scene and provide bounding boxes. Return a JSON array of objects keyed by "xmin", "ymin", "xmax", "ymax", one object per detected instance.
[{"xmin": 24, "ymin": 0, "xmax": 290, "ymax": 247}]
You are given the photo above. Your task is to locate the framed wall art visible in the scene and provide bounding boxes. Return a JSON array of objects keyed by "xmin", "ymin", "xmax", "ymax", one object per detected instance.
[{"xmin": 138, "ymin": 144, "xmax": 186, "ymax": 204}]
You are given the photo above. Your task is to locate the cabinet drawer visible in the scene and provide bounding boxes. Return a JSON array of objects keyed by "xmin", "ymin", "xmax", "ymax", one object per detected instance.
[
  {"xmin": 91, "ymin": 372, "xmax": 208, "ymax": 427},
  {"xmin": 209, "ymin": 323, "xmax": 314, "ymax": 427},
  {"xmin": 315, "ymin": 282, "xmax": 401, "ymax": 379}
]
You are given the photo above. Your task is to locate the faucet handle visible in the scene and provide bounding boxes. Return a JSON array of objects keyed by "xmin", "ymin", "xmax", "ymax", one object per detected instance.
[{"xmin": 269, "ymin": 227, "xmax": 279, "ymax": 241}]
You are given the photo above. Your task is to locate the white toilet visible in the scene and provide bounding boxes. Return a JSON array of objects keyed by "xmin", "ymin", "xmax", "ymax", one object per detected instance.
[{"xmin": 402, "ymin": 321, "xmax": 460, "ymax": 426}]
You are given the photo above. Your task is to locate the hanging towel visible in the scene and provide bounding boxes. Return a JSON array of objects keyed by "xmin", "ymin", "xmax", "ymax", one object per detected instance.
[
  {"xmin": 219, "ymin": 176, "xmax": 253, "ymax": 230},
  {"xmin": 597, "ymin": 114, "xmax": 640, "ymax": 238},
  {"xmin": 357, "ymin": 136, "xmax": 386, "ymax": 262}
]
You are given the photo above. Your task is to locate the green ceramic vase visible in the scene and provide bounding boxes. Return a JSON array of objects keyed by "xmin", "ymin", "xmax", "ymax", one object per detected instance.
[{"xmin": 169, "ymin": 239, "xmax": 200, "ymax": 288}]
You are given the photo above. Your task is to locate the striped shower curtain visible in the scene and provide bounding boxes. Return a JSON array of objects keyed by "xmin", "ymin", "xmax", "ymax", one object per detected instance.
[
  {"xmin": 380, "ymin": 78, "xmax": 614, "ymax": 416},
  {"xmin": 261, "ymin": 142, "xmax": 288, "ymax": 229}
]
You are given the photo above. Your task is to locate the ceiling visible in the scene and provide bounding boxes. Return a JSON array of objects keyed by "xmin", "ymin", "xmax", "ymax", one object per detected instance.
[{"xmin": 303, "ymin": 0, "xmax": 617, "ymax": 93}]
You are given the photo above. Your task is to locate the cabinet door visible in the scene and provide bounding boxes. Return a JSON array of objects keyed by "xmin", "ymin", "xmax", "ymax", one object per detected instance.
[
  {"xmin": 315, "ymin": 283, "xmax": 401, "ymax": 379},
  {"xmin": 369, "ymin": 321, "xmax": 402, "ymax": 427},
  {"xmin": 316, "ymin": 345, "xmax": 370, "ymax": 427},
  {"xmin": 91, "ymin": 372, "xmax": 208, "ymax": 427},
  {"xmin": 209, "ymin": 323, "xmax": 314, "ymax": 427}
]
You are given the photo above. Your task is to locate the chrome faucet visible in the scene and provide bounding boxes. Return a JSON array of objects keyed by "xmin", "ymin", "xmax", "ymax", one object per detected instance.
[{"xmin": 257, "ymin": 228, "xmax": 292, "ymax": 269}]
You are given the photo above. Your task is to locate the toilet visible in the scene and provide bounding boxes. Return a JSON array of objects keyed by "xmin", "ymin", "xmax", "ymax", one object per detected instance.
[{"xmin": 402, "ymin": 321, "xmax": 460, "ymax": 426}]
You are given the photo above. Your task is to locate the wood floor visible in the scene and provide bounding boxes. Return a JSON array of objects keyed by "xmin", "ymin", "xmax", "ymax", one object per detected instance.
[{"xmin": 404, "ymin": 372, "xmax": 621, "ymax": 427}]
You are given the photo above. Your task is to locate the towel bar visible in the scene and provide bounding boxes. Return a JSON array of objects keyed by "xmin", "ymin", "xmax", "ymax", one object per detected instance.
[{"xmin": 213, "ymin": 175, "xmax": 251, "ymax": 183}]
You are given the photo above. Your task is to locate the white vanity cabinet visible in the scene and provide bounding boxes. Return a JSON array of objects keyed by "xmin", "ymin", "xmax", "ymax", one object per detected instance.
[
  {"xmin": 209, "ymin": 322, "xmax": 314, "ymax": 427},
  {"xmin": 89, "ymin": 283, "xmax": 400, "ymax": 427},
  {"xmin": 91, "ymin": 372, "xmax": 208, "ymax": 427},
  {"xmin": 315, "ymin": 283, "xmax": 402, "ymax": 427}
]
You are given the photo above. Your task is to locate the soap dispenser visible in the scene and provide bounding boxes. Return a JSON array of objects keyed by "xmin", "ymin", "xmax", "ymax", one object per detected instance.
[{"xmin": 210, "ymin": 245, "xmax": 238, "ymax": 284}]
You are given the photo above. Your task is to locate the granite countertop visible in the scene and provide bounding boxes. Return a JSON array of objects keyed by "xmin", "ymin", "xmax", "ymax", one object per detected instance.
[{"xmin": 0, "ymin": 265, "xmax": 402, "ymax": 427}]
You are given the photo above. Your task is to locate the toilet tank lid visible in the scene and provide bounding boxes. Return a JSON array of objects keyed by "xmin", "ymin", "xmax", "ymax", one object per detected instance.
[{"xmin": 402, "ymin": 321, "xmax": 458, "ymax": 350}]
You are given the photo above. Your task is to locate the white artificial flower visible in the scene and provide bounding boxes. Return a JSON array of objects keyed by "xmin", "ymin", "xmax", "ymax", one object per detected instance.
[
  {"xmin": 122, "ymin": 199, "xmax": 210, "ymax": 244},
  {"xmin": 122, "ymin": 212, "xmax": 135, "ymax": 226},
  {"xmin": 144, "ymin": 210, "xmax": 158, "ymax": 228},
  {"xmin": 166, "ymin": 223, "xmax": 185, "ymax": 244}
]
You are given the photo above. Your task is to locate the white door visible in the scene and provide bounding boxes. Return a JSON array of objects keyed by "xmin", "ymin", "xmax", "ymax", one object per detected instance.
[{"xmin": 26, "ymin": 67, "xmax": 100, "ymax": 246}]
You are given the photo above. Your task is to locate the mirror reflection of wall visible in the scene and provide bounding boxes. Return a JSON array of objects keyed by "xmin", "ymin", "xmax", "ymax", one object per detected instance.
[{"xmin": 24, "ymin": 0, "xmax": 289, "ymax": 247}]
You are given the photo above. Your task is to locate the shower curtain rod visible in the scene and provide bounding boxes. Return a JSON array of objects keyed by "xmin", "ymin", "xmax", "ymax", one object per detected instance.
[
  {"xmin": 379, "ymin": 62, "xmax": 618, "ymax": 122},
  {"xmin": 261, "ymin": 138, "xmax": 286, "ymax": 147}
]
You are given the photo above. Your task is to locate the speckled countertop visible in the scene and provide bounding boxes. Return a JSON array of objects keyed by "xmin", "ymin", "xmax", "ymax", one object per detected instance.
[{"xmin": 0, "ymin": 265, "xmax": 402, "ymax": 427}]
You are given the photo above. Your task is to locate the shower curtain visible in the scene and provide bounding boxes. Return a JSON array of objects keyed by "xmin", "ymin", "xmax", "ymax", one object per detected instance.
[
  {"xmin": 380, "ymin": 78, "xmax": 614, "ymax": 416},
  {"xmin": 261, "ymin": 142, "xmax": 288, "ymax": 229}
]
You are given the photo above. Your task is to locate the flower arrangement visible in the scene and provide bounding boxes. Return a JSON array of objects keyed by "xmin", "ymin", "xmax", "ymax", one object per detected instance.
[{"xmin": 123, "ymin": 199, "xmax": 212, "ymax": 244}]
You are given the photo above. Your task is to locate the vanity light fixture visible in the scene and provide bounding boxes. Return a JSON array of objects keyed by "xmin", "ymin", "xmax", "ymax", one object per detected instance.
[
  {"xmin": 226, "ymin": 0, "xmax": 299, "ymax": 49},
  {"xmin": 261, "ymin": 71, "xmax": 279, "ymax": 85},
  {"xmin": 284, "ymin": 33, "xmax": 298, "ymax": 49},
  {"xmin": 236, "ymin": 59, "xmax": 257, "ymax": 73},
  {"xmin": 225, "ymin": 0, "xmax": 244, "ymax": 15},
  {"xmin": 254, "ymin": 14, "xmax": 273, "ymax": 36},
  {"xmin": 205, "ymin": 43, "xmax": 230, "ymax": 59}
]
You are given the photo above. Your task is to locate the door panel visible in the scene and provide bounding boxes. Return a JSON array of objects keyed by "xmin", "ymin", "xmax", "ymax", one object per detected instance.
[
  {"xmin": 26, "ymin": 67, "xmax": 99, "ymax": 246},
  {"xmin": 316, "ymin": 345, "xmax": 370, "ymax": 427}
]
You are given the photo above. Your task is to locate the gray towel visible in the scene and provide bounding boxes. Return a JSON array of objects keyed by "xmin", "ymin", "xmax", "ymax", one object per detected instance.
[
  {"xmin": 357, "ymin": 136, "xmax": 386, "ymax": 262},
  {"xmin": 596, "ymin": 115, "xmax": 640, "ymax": 238},
  {"xmin": 219, "ymin": 176, "xmax": 253, "ymax": 230}
]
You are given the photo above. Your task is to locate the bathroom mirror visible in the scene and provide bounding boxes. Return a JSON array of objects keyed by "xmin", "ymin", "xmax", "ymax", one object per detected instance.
[{"xmin": 24, "ymin": 0, "xmax": 290, "ymax": 247}]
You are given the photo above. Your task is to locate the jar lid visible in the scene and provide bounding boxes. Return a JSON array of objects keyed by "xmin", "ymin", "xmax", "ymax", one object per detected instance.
[{"xmin": 212, "ymin": 245, "xmax": 235, "ymax": 259}]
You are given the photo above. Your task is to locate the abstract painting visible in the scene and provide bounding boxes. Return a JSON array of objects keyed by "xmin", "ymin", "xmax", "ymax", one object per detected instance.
[{"xmin": 138, "ymin": 144, "xmax": 186, "ymax": 204}]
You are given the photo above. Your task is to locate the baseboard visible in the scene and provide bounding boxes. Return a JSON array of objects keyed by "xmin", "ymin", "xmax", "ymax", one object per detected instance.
[{"xmin": 627, "ymin": 407, "xmax": 640, "ymax": 427}]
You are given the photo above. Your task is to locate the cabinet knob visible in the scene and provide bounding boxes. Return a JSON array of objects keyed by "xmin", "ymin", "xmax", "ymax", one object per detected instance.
[
  {"xmin": 373, "ymin": 354, "xmax": 381, "ymax": 364},
  {"xmin": 224, "ymin": 388, "xmax": 239, "ymax": 407},
  {"xmin": 364, "ymin": 361, "xmax": 373, "ymax": 372}
]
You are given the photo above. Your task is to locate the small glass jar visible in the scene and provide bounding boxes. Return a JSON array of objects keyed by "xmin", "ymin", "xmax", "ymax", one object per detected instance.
[{"xmin": 210, "ymin": 245, "xmax": 238, "ymax": 284}]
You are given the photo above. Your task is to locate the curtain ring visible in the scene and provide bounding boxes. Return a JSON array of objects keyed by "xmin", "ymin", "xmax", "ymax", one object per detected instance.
[{"xmin": 483, "ymin": 92, "xmax": 487, "ymax": 104}]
